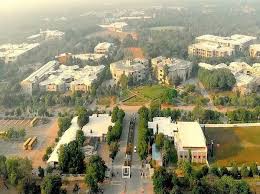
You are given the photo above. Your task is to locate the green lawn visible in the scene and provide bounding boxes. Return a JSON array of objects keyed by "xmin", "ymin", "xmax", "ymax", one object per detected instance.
[
  {"xmin": 206, "ymin": 127, "xmax": 260, "ymax": 166},
  {"xmin": 131, "ymin": 85, "xmax": 169, "ymax": 100}
]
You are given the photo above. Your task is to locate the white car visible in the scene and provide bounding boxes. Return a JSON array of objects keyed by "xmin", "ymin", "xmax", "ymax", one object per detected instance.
[{"xmin": 134, "ymin": 146, "xmax": 137, "ymax": 153}]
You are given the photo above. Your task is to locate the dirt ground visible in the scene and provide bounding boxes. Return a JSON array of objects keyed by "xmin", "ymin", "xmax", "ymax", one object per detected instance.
[{"xmin": 0, "ymin": 118, "xmax": 58, "ymax": 168}]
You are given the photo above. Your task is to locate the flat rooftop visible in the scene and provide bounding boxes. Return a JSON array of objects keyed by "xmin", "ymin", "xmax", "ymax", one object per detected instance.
[{"xmin": 82, "ymin": 114, "xmax": 114, "ymax": 137}]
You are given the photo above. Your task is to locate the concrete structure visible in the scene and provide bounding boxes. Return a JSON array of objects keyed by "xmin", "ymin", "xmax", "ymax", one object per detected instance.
[
  {"xmin": 55, "ymin": 53, "xmax": 72, "ymax": 64},
  {"xmin": 27, "ymin": 29, "xmax": 65, "ymax": 42},
  {"xmin": 249, "ymin": 44, "xmax": 260, "ymax": 58},
  {"xmin": 199, "ymin": 62, "xmax": 260, "ymax": 94},
  {"xmin": 99, "ymin": 22, "xmax": 128, "ymax": 32},
  {"xmin": 21, "ymin": 60, "xmax": 58, "ymax": 94},
  {"xmin": 82, "ymin": 114, "xmax": 114, "ymax": 141},
  {"xmin": 73, "ymin": 53, "xmax": 106, "ymax": 62},
  {"xmin": 0, "ymin": 43, "xmax": 40, "ymax": 64},
  {"xmin": 47, "ymin": 117, "xmax": 80, "ymax": 166},
  {"xmin": 151, "ymin": 56, "xmax": 193, "ymax": 84},
  {"xmin": 189, "ymin": 34, "xmax": 257, "ymax": 58},
  {"xmin": 148, "ymin": 117, "xmax": 207, "ymax": 163},
  {"xmin": 94, "ymin": 42, "xmax": 113, "ymax": 55},
  {"xmin": 110, "ymin": 58, "xmax": 148, "ymax": 83},
  {"xmin": 21, "ymin": 61, "xmax": 105, "ymax": 94}
]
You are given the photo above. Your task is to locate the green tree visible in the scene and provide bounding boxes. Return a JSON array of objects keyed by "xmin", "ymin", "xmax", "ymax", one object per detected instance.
[
  {"xmin": 155, "ymin": 133, "xmax": 165, "ymax": 150},
  {"xmin": 119, "ymin": 74, "xmax": 128, "ymax": 90},
  {"xmin": 240, "ymin": 165, "xmax": 250, "ymax": 178},
  {"xmin": 153, "ymin": 167, "xmax": 173, "ymax": 194},
  {"xmin": 85, "ymin": 156, "xmax": 107, "ymax": 193},
  {"xmin": 77, "ymin": 107, "xmax": 89, "ymax": 128},
  {"xmin": 58, "ymin": 141, "xmax": 85, "ymax": 174},
  {"xmin": 109, "ymin": 142, "xmax": 119, "ymax": 160},
  {"xmin": 0, "ymin": 155, "xmax": 7, "ymax": 179},
  {"xmin": 41, "ymin": 175, "xmax": 62, "ymax": 194},
  {"xmin": 250, "ymin": 162, "xmax": 259, "ymax": 176},
  {"xmin": 76, "ymin": 130, "xmax": 86, "ymax": 146}
]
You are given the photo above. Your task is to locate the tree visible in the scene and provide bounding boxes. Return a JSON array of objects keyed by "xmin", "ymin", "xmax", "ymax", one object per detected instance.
[
  {"xmin": 6, "ymin": 157, "xmax": 32, "ymax": 186},
  {"xmin": 85, "ymin": 156, "xmax": 107, "ymax": 193},
  {"xmin": 109, "ymin": 142, "xmax": 119, "ymax": 160},
  {"xmin": 41, "ymin": 175, "xmax": 62, "ymax": 194},
  {"xmin": 0, "ymin": 155, "xmax": 7, "ymax": 179},
  {"xmin": 163, "ymin": 139, "xmax": 178, "ymax": 165},
  {"xmin": 58, "ymin": 141, "xmax": 85, "ymax": 174},
  {"xmin": 240, "ymin": 165, "xmax": 250, "ymax": 178},
  {"xmin": 219, "ymin": 166, "xmax": 229, "ymax": 177},
  {"xmin": 38, "ymin": 166, "xmax": 45, "ymax": 179},
  {"xmin": 119, "ymin": 74, "xmax": 128, "ymax": 90},
  {"xmin": 77, "ymin": 107, "xmax": 89, "ymax": 128},
  {"xmin": 111, "ymin": 106, "xmax": 119, "ymax": 123},
  {"xmin": 230, "ymin": 164, "xmax": 239, "ymax": 179},
  {"xmin": 250, "ymin": 162, "xmax": 259, "ymax": 176},
  {"xmin": 210, "ymin": 165, "xmax": 219, "ymax": 176},
  {"xmin": 76, "ymin": 130, "xmax": 86, "ymax": 146},
  {"xmin": 58, "ymin": 116, "xmax": 71, "ymax": 134},
  {"xmin": 153, "ymin": 167, "xmax": 173, "ymax": 194},
  {"xmin": 155, "ymin": 133, "xmax": 165, "ymax": 150}
]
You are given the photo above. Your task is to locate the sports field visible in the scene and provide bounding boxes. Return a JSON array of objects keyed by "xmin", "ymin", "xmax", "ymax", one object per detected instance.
[{"xmin": 206, "ymin": 127, "xmax": 260, "ymax": 166}]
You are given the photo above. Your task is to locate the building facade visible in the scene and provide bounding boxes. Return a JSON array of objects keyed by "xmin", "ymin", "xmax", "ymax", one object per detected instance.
[
  {"xmin": 151, "ymin": 56, "xmax": 193, "ymax": 84},
  {"xmin": 249, "ymin": 44, "xmax": 260, "ymax": 58},
  {"xmin": 110, "ymin": 58, "xmax": 149, "ymax": 83}
]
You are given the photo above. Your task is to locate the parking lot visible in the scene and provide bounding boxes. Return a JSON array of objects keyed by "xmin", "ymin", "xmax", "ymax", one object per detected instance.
[{"xmin": 0, "ymin": 118, "xmax": 59, "ymax": 168}]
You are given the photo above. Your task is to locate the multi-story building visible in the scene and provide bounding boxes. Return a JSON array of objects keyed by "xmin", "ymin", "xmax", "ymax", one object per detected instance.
[
  {"xmin": 110, "ymin": 58, "xmax": 148, "ymax": 83},
  {"xmin": 27, "ymin": 29, "xmax": 65, "ymax": 42},
  {"xmin": 249, "ymin": 44, "xmax": 260, "ymax": 58},
  {"xmin": 99, "ymin": 22, "xmax": 128, "ymax": 32},
  {"xmin": 148, "ymin": 117, "xmax": 208, "ymax": 164},
  {"xmin": 151, "ymin": 56, "xmax": 193, "ymax": 84},
  {"xmin": 0, "ymin": 43, "xmax": 40, "ymax": 64},
  {"xmin": 94, "ymin": 42, "xmax": 113, "ymax": 55},
  {"xmin": 189, "ymin": 34, "xmax": 257, "ymax": 58},
  {"xmin": 21, "ymin": 60, "xmax": 58, "ymax": 95}
]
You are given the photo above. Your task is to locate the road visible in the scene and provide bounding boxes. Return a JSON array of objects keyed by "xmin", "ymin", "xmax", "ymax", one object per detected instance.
[{"xmin": 102, "ymin": 111, "xmax": 153, "ymax": 194}]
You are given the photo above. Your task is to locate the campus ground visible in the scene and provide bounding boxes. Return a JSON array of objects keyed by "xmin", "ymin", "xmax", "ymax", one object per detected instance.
[
  {"xmin": 0, "ymin": 118, "xmax": 58, "ymax": 168},
  {"xmin": 206, "ymin": 126, "xmax": 260, "ymax": 166}
]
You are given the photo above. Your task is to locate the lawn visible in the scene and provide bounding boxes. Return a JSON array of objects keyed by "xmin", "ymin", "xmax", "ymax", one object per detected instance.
[
  {"xmin": 97, "ymin": 96, "xmax": 115, "ymax": 107},
  {"xmin": 131, "ymin": 85, "xmax": 169, "ymax": 100},
  {"xmin": 206, "ymin": 127, "xmax": 260, "ymax": 166}
]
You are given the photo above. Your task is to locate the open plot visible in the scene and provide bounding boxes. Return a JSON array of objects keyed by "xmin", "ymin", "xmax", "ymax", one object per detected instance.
[
  {"xmin": 131, "ymin": 85, "xmax": 168, "ymax": 100},
  {"xmin": 0, "ymin": 119, "xmax": 32, "ymax": 131},
  {"xmin": 206, "ymin": 127, "xmax": 260, "ymax": 166}
]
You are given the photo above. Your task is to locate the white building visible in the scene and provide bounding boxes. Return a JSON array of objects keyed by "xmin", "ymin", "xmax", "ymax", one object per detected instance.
[
  {"xmin": 148, "ymin": 117, "xmax": 207, "ymax": 163},
  {"xmin": 27, "ymin": 29, "xmax": 65, "ymax": 42},
  {"xmin": 110, "ymin": 58, "xmax": 148, "ymax": 83},
  {"xmin": 21, "ymin": 60, "xmax": 58, "ymax": 94},
  {"xmin": 94, "ymin": 42, "xmax": 113, "ymax": 55},
  {"xmin": 0, "ymin": 43, "xmax": 40, "ymax": 64},
  {"xmin": 47, "ymin": 117, "xmax": 80, "ymax": 166},
  {"xmin": 73, "ymin": 53, "xmax": 107, "ymax": 62},
  {"xmin": 99, "ymin": 22, "xmax": 128, "ymax": 32},
  {"xmin": 82, "ymin": 114, "xmax": 114, "ymax": 141},
  {"xmin": 250, "ymin": 44, "xmax": 260, "ymax": 58},
  {"xmin": 151, "ymin": 56, "xmax": 193, "ymax": 84}
]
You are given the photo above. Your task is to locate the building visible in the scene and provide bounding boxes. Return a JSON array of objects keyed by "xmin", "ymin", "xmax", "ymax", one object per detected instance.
[
  {"xmin": 249, "ymin": 44, "xmax": 260, "ymax": 58},
  {"xmin": 99, "ymin": 22, "xmax": 128, "ymax": 32},
  {"xmin": 21, "ymin": 60, "xmax": 58, "ymax": 94},
  {"xmin": 82, "ymin": 114, "xmax": 114, "ymax": 142},
  {"xmin": 55, "ymin": 53, "xmax": 72, "ymax": 64},
  {"xmin": 148, "ymin": 117, "xmax": 207, "ymax": 163},
  {"xmin": 189, "ymin": 34, "xmax": 257, "ymax": 58},
  {"xmin": 73, "ymin": 53, "xmax": 107, "ymax": 62},
  {"xmin": 94, "ymin": 42, "xmax": 113, "ymax": 55},
  {"xmin": 151, "ymin": 56, "xmax": 193, "ymax": 84},
  {"xmin": 110, "ymin": 58, "xmax": 149, "ymax": 83},
  {"xmin": 47, "ymin": 117, "xmax": 80, "ymax": 166},
  {"xmin": 198, "ymin": 62, "xmax": 260, "ymax": 94},
  {"xmin": 21, "ymin": 61, "xmax": 105, "ymax": 94},
  {"xmin": 0, "ymin": 43, "xmax": 40, "ymax": 64},
  {"xmin": 27, "ymin": 29, "xmax": 65, "ymax": 42}
]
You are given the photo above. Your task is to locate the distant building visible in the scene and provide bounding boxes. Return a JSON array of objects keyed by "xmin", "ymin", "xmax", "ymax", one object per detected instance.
[
  {"xmin": 21, "ymin": 61, "xmax": 105, "ymax": 94},
  {"xmin": 198, "ymin": 62, "xmax": 260, "ymax": 94},
  {"xmin": 73, "ymin": 53, "xmax": 107, "ymax": 62},
  {"xmin": 27, "ymin": 29, "xmax": 65, "ymax": 42},
  {"xmin": 0, "ymin": 43, "xmax": 40, "ymax": 64},
  {"xmin": 94, "ymin": 42, "xmax": 113, "ymax": 55},
  {"xmin": 148, "ymin": 117, "xmax": 207, "ymax": 163},
  {"xmin": 99, "ymin": 22, "xmax": 128, "ymax": 32},
  {"xmin": 249, "ymin": 44, "xmax": 260, "ymax": 58},
  {"xmin": 21, "ymin": 60, "xmax": 58, "ymax": 95},
  {"xmin": 189, "ymin": 34, "xmax": 257, "ymax": 58},
  {"xmin": 110, "ymin": 58, "xmax": 149, "ymax": 83},
  {"xmin": 55, "ymin": 53, "xmax": 72, "ymax": 64},
  {"xmin": 151, "ymin": 56, "xmax": 193, "ymax": 84}
]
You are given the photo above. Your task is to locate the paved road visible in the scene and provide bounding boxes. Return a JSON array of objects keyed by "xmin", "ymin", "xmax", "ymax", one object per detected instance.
[{"xmin": 103, "ymin": 111, "xmax": 153, "ymax": 194}]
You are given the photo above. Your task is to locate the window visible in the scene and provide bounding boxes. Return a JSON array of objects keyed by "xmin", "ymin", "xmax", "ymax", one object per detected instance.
[
  {"xmin": 194, "ymin": 156, "xmax": 196, "ymax": 158},
  {"xmin": 198, "ymin": 156, "xmax": 201, "ymax": 159},
  {"xmin": 180, "ymin": 155, "xmax": 183, "ymax": 158}
]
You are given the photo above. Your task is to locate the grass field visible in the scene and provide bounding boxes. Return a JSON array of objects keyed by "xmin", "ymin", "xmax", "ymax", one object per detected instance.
[
  {"xmin": 131, "ymin": 85, "xmax": 168, "ymax": 100},
  {"xmin": 206, "ymin": 127, "xmax": 260, "ymax": 166},
  {"xmin": 97, "ymin": 96, "xmax": 115, "ymax": 107}
]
